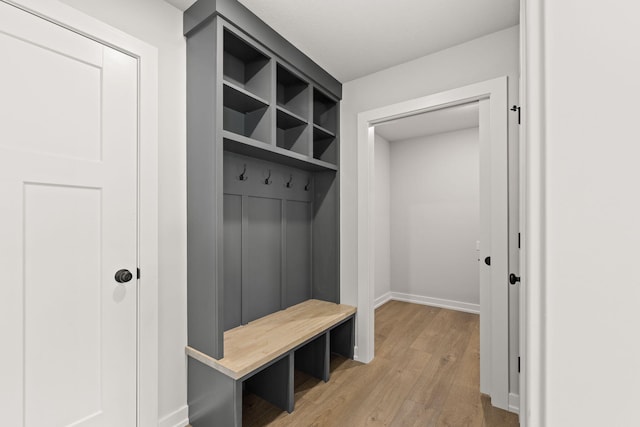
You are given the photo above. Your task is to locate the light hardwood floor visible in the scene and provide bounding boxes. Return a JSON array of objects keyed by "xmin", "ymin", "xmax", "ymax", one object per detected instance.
[{"xmin": 243, "ymin": 300, "xmax": 519, "ymax": 426}]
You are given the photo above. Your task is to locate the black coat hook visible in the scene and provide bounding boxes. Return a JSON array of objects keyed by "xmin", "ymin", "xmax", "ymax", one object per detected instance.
[
  {"xmin": 239, "ymin": 164, "xmax": 247, "ymax": 181},
  {"xmin": 264, "ymin": 169, "xmax": 272, "ymax": 185},
  {"xmin": 286, "ymin": 174, "xmax": 293, "ymax": 188},
  {"xmin": 304, "ymin": 178, "xmax": 310, "ymax": 191}
]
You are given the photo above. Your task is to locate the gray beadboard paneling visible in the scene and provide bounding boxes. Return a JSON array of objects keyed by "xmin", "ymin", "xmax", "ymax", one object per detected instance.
[
  {"xmin": 286, "ymin": 200, "xmax": 312, "ymax": 307},
  {"xmin": 245, "ymin": 196, "xmax": 282, "ymax": 323},
  {"xmin": 223, "ymin": 194, "xmax": 242, "ymax": 330}
]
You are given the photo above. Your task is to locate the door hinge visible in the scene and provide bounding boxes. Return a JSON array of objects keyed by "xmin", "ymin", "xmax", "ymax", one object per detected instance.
[
  {"xmin": 511, "ymin": 105, "xmax": 521, "ymax": 124},
  {"xmin": 518, "ymin": 356, "xmax": 521, "ymax": 373},
  {"xmin": 137, "ymin": 268, "xmax": 140, "ymax": 279},
  {"xmin": 518, "ymin": 232, "xmax": 521, "ymax": 249}
]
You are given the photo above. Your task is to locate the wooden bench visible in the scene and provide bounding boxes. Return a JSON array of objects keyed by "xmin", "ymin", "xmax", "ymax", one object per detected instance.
[{"xmin": 186, "ymin": 299, "xmax": 357, "ymax": 426}]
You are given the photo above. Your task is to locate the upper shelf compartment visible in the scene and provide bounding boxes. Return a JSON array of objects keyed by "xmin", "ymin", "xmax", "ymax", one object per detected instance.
[
  {"xmin": 223, "ymin": 29, "xmax": 271, "ymax": 101},
  {"xmin": 277, "ymin": 64, "xmax": 309, "ymax": 119},
  {"xmin": 313, "ymin": 88, "xmax": 337, "ymax": 135},
  {"xmin": 312, "ymin": 89, "xmax": 338, "ymax": 164},
  {"xmin": 223, "ymin": 28, "xmax": 271, "ymax": 144}
]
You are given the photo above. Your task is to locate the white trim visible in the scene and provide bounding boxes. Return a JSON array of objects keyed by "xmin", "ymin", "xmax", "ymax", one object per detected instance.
[
  {"xmin": 159, "ymin": 405, "xmax": 189, "ymax": 427},
  {"xmin": 2, "ymin": 1, "xmax": 160, "ymax": 425},
  {"xmin": 356, "ymin": 77, "xmax": 510, "ymax": 410},
  {"xmin": 374, "ymin": 292, "xmax": 392, "ymax": 309},
  {"xmin": 509, "ymin": 392, "xmax": 520, "ymax": 414},
  {"xmin": 520, "ymin": 0, "xmax": 546, "ymax": 425},
  {"xmin": 387, "ymin": 292, "xmax": 480, "ymax": 315}
]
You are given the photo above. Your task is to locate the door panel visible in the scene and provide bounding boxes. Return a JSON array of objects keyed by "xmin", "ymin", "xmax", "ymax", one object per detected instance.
[
  {"xmin": 24, "ymin": 184, "xmax": 103, "ymax": 427},
  {"xmin": 0, "ymin": 28, "xmax": 102, "ymax": 160},
  {"xmin": 0, "ymin": 2, "xmax": 138, "ymax": 426}
]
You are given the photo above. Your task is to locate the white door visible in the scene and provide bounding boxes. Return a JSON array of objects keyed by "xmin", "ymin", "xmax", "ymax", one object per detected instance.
[
  {"xmin": 478, "ymin": 96, "xmax": 510, "ymax": 408},
  {"xmin": 0, "ymin": 2, "xmax": 138, "ymax": 426}
]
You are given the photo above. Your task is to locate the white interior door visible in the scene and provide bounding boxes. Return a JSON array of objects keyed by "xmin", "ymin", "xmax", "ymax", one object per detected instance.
[
  {"xmin": 478, "ymin": 97, "xmax": 493, "ymax": 395},
  {"xmin": 0, "ymin": 2, "xmax": 138, "ymax": 426},
  {"xmin": 478, "ymin": 95, "xmax": 510, "ymax": 409}
]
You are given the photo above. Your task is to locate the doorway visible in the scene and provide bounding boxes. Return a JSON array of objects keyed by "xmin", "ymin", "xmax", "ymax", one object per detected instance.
[
  {"xmin": 355, "ymin": 77, "xmax": 511, "ymax": 409},
  {"xmin": 373, "ymin": 102, "xmax": 482, "ymax": 314}
]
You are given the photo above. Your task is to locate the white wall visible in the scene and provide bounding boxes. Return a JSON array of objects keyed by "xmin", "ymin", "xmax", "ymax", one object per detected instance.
[
  {"xmin": 341, "ymin": 26, "xmax": 520, "ymax": 393},
  {"xmin": 57, "ymin": 0, "xmax": 188, "ymax": 424},
  {"xmin": 373, "ymin": 134, "xmax": 391, "ymax": 303},
  {"xmin": 529, "ymin": 2, "xmax": 640, "ymax": 425},
  {"xmin": 389, "ymin": 128, "xmax": 480, "ymax": 307}
]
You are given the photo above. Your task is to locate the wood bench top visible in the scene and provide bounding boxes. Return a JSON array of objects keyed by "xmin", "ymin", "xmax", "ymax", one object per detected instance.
[{"xmin": 186, "ymin": 299, "xmax": 356, "ymax": 380}]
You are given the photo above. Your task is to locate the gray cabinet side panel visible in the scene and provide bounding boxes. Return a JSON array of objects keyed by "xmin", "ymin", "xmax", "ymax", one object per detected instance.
[
  {"xmin": 187, "ymin": 19, "xmax": 224, "ymax": 358},
  {"xmin": 245, "ymin": 196, "xmax": 282, "ymax": 322},
  {"xmin": 286, "ymin": 200, "xmax": 312, "ymax": 307},
  {"xmin": 312, "ymin": 171, "xmax": 339, "ymax": 302},
  {"xmin": 223, "ymin": 194, "xmax": 242, "ymax": 330},
  {"xmin": 188, "ymin": 358, "xmax": 241, "ymax": 426}
]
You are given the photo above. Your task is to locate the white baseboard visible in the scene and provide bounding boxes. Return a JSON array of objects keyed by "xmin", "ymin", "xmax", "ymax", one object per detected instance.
[
  {"xmin": 374, "ymin": 291, "xmax": 392, "ymax": 308},
  {"xmin": 508, "ymin": 392, "xmax": 520, "ymax": 414},
  {"xmin": 387, "ymin": 292, "xmax": 480, "ymax": 314},
  {"xmin": 159, "ymin": 405, "xmax": 189, "ymax": 427}
]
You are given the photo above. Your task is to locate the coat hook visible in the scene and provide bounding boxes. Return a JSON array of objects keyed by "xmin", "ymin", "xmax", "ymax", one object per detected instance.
[
  {"xmin": 304, "ymin": 178, "xmax": 310, "ymax": 191},
  {"xmin": 286, "ymin": 174, "xmax": 293, "ymax": 188},
  {"xmin": 239, "ymin": 164, "xmax": 247, "ymax": 181},
  {"xmin": 264, "ymin": 169, "xmax": 272, "ymax": 185}
]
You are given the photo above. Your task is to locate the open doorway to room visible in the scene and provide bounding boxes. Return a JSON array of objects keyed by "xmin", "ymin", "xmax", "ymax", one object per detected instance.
[
  {"xmin": 370, "ymin": 102, "xmax": 520, "ymax": 424},
  {"xmin": 355, "ymin": 78, "xmax": 517, "ymax": 418},
  {"xmin": 373, "ymin": 103, "xmax": 482, "ymax": 315}
]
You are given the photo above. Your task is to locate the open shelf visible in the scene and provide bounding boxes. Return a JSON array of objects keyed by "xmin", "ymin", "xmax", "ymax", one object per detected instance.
[
  {"xmin": 223, "ymin": 82, "xmax": 270, "ymax": 142},
  {"xmin": 313, "ymin": 125, "xmax": 337, "ymax": 165},
  {"xmin": 223, "ymin": 81, "xmax": 269, "ymax": 112},
  {"xmin": 313, "ymin": 123, "xmax": 335, "ymax": 139},
  {"xmin": 224, "ymin": 130, "xmax": 336, "ymax": 172},
  {"xmin": 276, "ymin": 106, "xmax": 309, "ymax": 156},
  {"xmin": 277, "ymin": 64, "xmax": 309, "ymax": 118},
  {"xmin": 313, "ymin": 88, "xmax": 337, "ymax": 134},
  {"xmin": 277, "ymin": 105, "xmax": 307, "ymax": 128},
  {"xmin": 223, "ymin": 28, "xmax": 271, "ymax": 101}
]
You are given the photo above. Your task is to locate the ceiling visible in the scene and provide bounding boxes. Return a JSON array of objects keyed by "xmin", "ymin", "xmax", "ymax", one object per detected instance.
[
  {"xmin": 375, "ymin": 102, "xmax": 479, "ymax": 142},
  {"xmin": 170, "ymin": 0, "xmax": 518, "ymax": 82},
  {"xmin": 238, "ymin": 0, "xmax": 519, "ymax": 82}
]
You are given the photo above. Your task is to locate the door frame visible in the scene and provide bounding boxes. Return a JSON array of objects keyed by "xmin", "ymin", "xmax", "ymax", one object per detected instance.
[
  {"xmin": 518, "ymin": 0, "xmax": 544, "ymax": 425},
  {"xmin": 1, "ymin": 0, "xmax": 160, "ymax": 424},
  {"xmin": 355, "ymin": 77, "xmax": 510, "ymax": 409}
]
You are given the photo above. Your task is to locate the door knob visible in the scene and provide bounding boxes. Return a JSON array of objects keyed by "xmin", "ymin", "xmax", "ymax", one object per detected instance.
[
  {"xmin": 484, "ymin": 256, "xmax": 491, "ymax": 266},
  {"xmin": 509, "ymin": 273, "xmax": 521, "ymax": 285},
  {"xmin": 115, "ymin": 269, "xmax": 133, "ymax": 283}
]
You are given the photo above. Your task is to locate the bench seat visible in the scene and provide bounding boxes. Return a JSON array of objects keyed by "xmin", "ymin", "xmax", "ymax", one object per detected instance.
[{"xmin": 186, "ymin": 299, "xmax": 356, "ymax": 426}]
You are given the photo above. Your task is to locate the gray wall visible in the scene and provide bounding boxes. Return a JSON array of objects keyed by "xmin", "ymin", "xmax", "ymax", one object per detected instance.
[
  {"xmin": 389, "ymin": 128, "xmax": 480, "ymax": 306},
  {"xmin": 340, "ymin": 25, "xmax": 520, "ymax": 395}
]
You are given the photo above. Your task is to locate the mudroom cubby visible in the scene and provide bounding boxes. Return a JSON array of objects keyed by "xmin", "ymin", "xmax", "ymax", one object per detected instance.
[
  {"xmin": 312, "ymin": 88, "xmax": 338, "ymax": 164},
  {"xmin": 185, "ymin": 0, "xmax": 349, "ymax": 425}
]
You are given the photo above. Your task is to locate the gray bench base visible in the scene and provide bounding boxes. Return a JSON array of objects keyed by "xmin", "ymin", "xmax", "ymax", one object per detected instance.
[{"xmin": 188, "ymin": 315, "xmax": 355, "ymax": 427}]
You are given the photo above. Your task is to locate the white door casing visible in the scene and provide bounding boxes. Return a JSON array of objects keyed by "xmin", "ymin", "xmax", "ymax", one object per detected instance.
[
  {"xmin": 0, "ymin": 2, "xmax": 151, "ymax": 425},
  {"xmin": 356, "ymin": 77, "xmax": 510, "ymax": 409}
]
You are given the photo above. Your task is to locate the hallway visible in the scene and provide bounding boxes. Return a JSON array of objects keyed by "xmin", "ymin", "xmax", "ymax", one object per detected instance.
[{"xmin": 244, "ymin": 300, "xmax": 519, "ymax": 426}]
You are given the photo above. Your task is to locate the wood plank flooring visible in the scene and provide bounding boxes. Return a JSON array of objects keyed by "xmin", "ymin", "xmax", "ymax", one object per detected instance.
[{"xmin": 243, "ymin": 300, "xmax": 519, "ymax": 427}]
